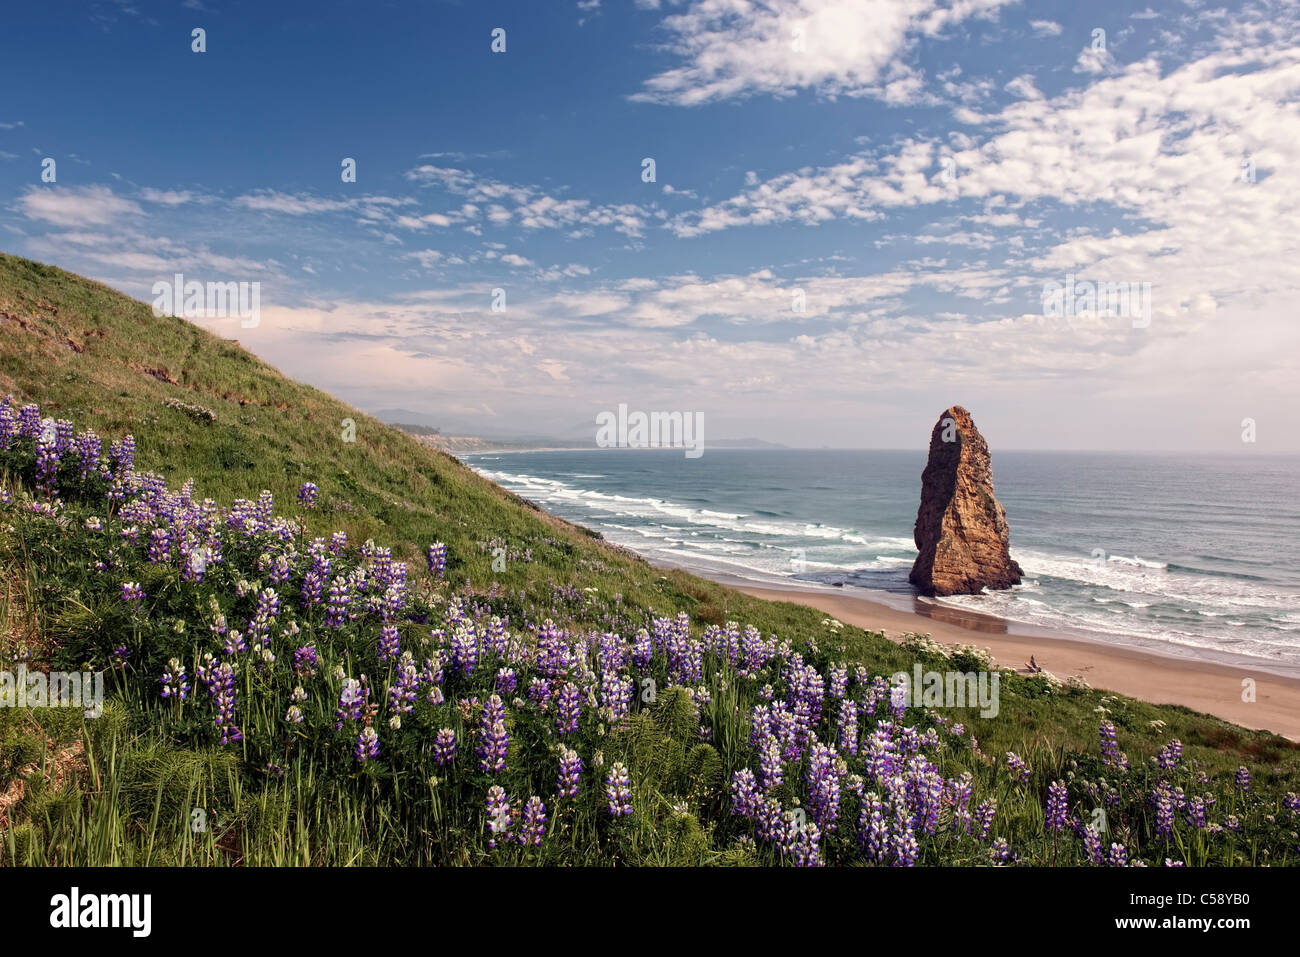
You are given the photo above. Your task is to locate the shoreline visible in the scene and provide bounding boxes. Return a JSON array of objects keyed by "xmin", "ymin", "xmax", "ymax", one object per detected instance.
[{"xmin": 720, "ymin": 579, "xmax": 1300, "ymax": 740}]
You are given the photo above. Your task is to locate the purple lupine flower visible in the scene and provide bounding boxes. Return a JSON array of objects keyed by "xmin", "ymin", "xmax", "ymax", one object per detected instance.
[
  {"xmin": 335, "ymin": 677, "xmax": 368, "ymax": 729},
  {"xmin": 147, "ymin": 527, "xmax": 172, "ymax": 564},
  {"xmin": 297, "ymin": 482, "xmax": 318, "ymax": 509},
  {"xmin": 889, "ymin": 682, "xmax": 908, "ymax": 720},
  {"xmin": 378, "ymin": 624, "xmax": 401, "ymax": 662},
  {"xmin": 599, "ymin": 671, "xmax": 634, "ymax": 721},
  {"xmin": 109, "ymin": 434, "xmax": 135, "ymax": 474},
  {"xmin": 790, "ymin": 820, "xmax": 823, "ymax": 867},
  {"xmin": 222, "ymin": 629, "xmax": 248, "ymax": 656},
  {"xmin": 120, "ymin": 581, "xmax": 145, "ymax": 607},
  {"xmin": 324, "ymin": 575, "xmax": 352, "ymax": 628},
  {"xmin": 805, "ymin": 743, "xmax": 844, "ymax": 832},
  {"xmin": 556, "ymin": 681, "xmax": 581, "ymax": 735},
  {"xmin": 1006, "ymin": 752, "xmax": 1031, "ymax": 784},
  {"xmin": 863, "ymin": 727, "xmax": 897, "ymax": 783},
  {"xmin": 74, "ymin": 429, "xmax": 102, "ymax": 480},
  {"xmin": 517, "ymin": 796, "xmax": 547, "ymax": 847},
  {"xmin": 1082, "ymin": 823, "xmax": 1104, "ymax": 865},
  {"xmin": 911, "ymin": 760, "xmax": 945, "ymax": 835},
  {"xmin": 299, "ymin": 570, "xmax": 324, "ymax": 609},
  {"xmin": 758, "ymin": 738, "xmax": 784, "ymax": 791},
  {"xmin": 433, "ymin": 728, "xmax": 457, "ymax": 766},
  {"xmin": 1099, "ymin": 721, "xmax": 1128, "ymax": 769},
  {"xmin": 0, "ymin": 399, "xmax": 15, "ymax": 451},
  {"xmin": 605, "ymin": 762, "xmax": 633, "ymax": 817},
  {"xmin": 1235, "ymin": 766, "xmax": 1251, "ymax": 792},
  {"xmin": 477, "ymin": 695, "xmax": 509, "ymax": 773},
  {"xmin": 1156, "ymin": 738, "xmax": 1183, "ymax": 770},
  {"xmin": 1185, "ymin": 797, "xmax": 1207, "ymax": 829},
  {"xmin": 1045, "ymin": 780, "xmax": 1069, "ymax": 832},
  {"xmin": 355, "ymin": 727, "xmax": 381, "ymax": 763},
  {"xmin": 631, "ymin": 627, "xmax": 652, "ymax": 669},
  {"xmin": 948, "ymin": 773, "xmax": 974, "ymax": 835},
  {"xmin": 268, "ymin": 554, "xmax": 292, "ymax": 585},
  {"xmin": 977, "ymin": 795, "xmax": 993, "ymax": 842},
  {"xmin": 557, "ymin": 747, "xmax": 583, "ymax": 798},
  {"xmin": 730, "ymin": 769, "xmax": 760, "ymax": 819},
  {"xmin": 890, "ymin": 805, "xmax": 919, "ymax": 867},
  {"xmin": 15, "ymin": 403, "xmax": 40, "ymax": 440},
  {"xmin": 34, "ymin": 435, "xmax": 60, "ymax": 495},
  {"xmin": 898, "ymin": 725, "xmax": 921, "ymax": 758},
  {"xmin": 199, "ymin": 658, "xmax": 242, "ymax": 745},
  {"xmin": 448, "ymin": 624, "xmax": 479, "ymax": 677},
  {"xmin": 1107, "ymin": 843, "xmax": 1129, "ymax": 867},
  {"xmin": 485, "ymin": 785, "xmax": 511, "ymax": 848},
  {"xmin": 387, "ymin": 653, "xmax": 420, "ymax": 715},
  {"xmin": 495, "ymin": 667, "xmax": 517, "ymax": 695},
  {"xmin": 293, "ymin": 645, "xmax": 319, "ymax": 677},
  {"xmin": 859, "ymin": 792, "xmax": 889, "ymax": 863},
  {"xmin": 990, "ymin": 838, "xmax": 1014, "ymax": 864},
  {"xmin": 836, "ymin": 697, "xmax": 858, "ymax": 756},
  {"xmin": 535, "ymin": 620, "xmax": 571, "ymax": 679},
  {"xmin": 827, "ymin": 664, "xmax": 849, "ymax": 701},
  {"xmin": 527, "ymin": 676, "xmax": 553, "ymax": 708},
  {"xmin": 426, "ymin": 542, "xmax": 446, "ymax": 578},
  {"xmin": 1153, "ymin": 785, "xmax": 1175, "ymax": 839},
  {"xmin": 249, "ymin": 588, "xmax": 280, "ymax": 647},
  {"xmin": 159, "ymin": 658, "xmax": 190, "ymax": 701},
  {"xmin": 755, "ymin": 797, "xmax": 784, "ymax": 845}
]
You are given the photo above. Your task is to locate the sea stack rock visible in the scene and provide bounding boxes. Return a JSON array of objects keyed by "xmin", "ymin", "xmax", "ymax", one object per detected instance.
[{"xmin": 909, "ymin": 406, "xmax": 1022, "ymax": 597}]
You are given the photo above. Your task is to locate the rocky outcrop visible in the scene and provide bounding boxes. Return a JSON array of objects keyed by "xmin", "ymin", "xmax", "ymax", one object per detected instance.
[{"xmin": 909, "ymin": 406, "xmax": 1022, "ymax": 597}]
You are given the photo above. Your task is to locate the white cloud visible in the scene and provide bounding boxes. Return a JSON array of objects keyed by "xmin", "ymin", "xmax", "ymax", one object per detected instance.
[
  {"xmin": 140, "ymin": 188, "xmax": 201, "ymax": 206},
  {"xmin": 631, "ymin": 0, "xmax": 1019, "ymax": 106},
  {"xmin": 16, "ymin": 185, "xmax": 143, "ymax": 226},
  {"xmin": 407, "ymin": 249, "xmax": 444, "ymax": 268},
  {"xmin": 405, "ymin": 164, "xmax": 652, "ymax": 236},
  {"xmin": 234, "ymin": 191, "xmax": 353, "ymax": 215}
]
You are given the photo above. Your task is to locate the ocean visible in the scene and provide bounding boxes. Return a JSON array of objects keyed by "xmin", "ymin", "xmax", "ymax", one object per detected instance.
[{"xmin": 465, "ymin": 449, "xmax": 1300, "ymax": 676}]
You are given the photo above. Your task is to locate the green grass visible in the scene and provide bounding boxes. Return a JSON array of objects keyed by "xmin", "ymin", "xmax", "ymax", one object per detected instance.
[{"xmin": 2, "ymin": 250, "xmax": 1298, "ymax": 866}]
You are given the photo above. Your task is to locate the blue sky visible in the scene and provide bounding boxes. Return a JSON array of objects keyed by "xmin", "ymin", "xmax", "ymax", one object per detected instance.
[{"xmin": 2, "ymin": 0, "xmax": 1298, "ymax": 450}]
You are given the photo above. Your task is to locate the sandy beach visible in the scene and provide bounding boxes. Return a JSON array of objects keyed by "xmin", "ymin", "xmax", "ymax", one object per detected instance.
[{"xmin": 729, "ymin": 582, "xmax": 1300, "ymax": 740}]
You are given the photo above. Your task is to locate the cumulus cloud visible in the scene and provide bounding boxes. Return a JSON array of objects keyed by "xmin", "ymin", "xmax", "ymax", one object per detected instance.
[
  {"xmin": 631, "ymin": 0, "xmax": 1019, "ymax": 106},
  {"xmin": 16, "ymin": 185, "xmax": 143, "ymax": 226}
]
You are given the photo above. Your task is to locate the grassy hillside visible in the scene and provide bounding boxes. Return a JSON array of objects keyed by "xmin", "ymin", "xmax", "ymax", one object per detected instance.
[{"xmin": 2, "ymin": 251, "xmax": 1298, "ymax": 866}]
